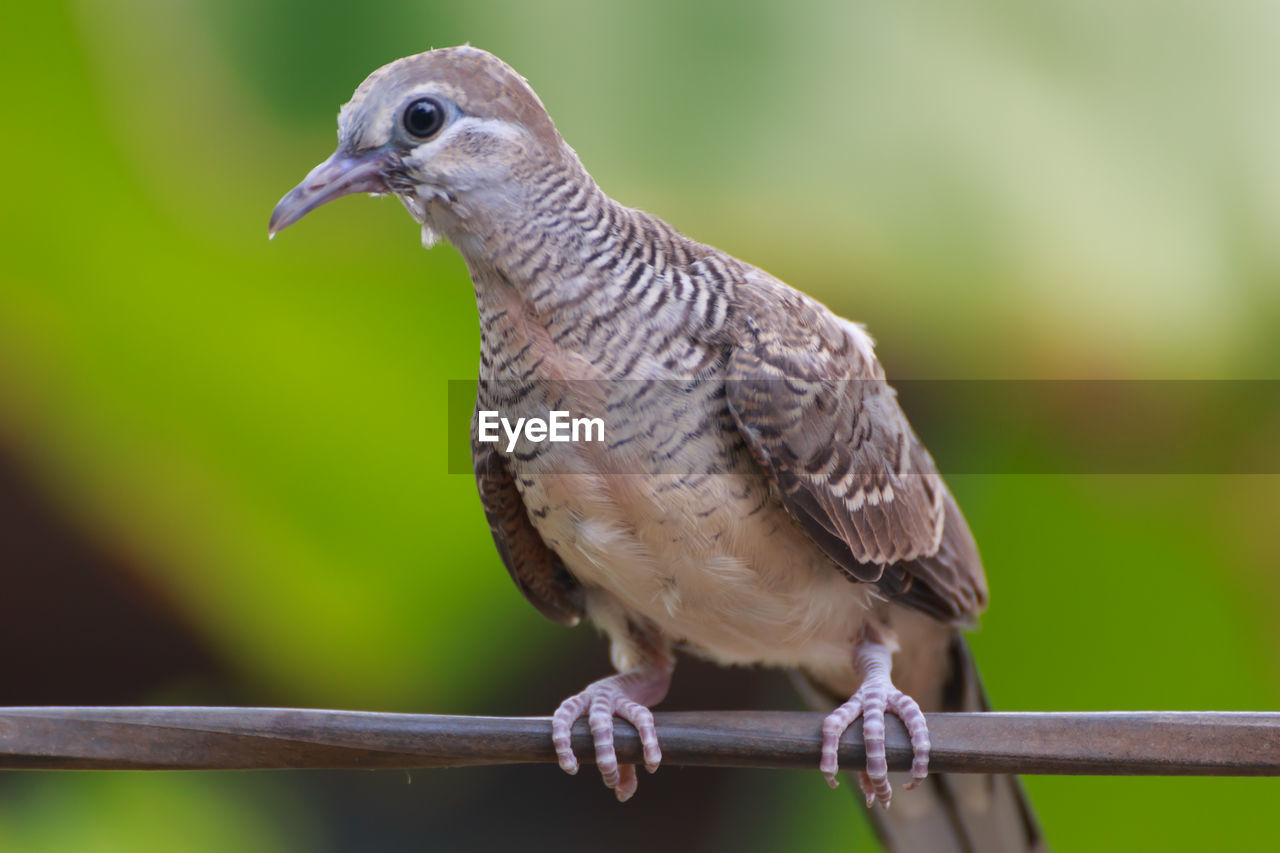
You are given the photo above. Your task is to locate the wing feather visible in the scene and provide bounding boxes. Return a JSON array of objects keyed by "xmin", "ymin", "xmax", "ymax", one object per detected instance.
[{"xmin": 726, "ymin": 288, "xmax": 987, "ymax": 624}]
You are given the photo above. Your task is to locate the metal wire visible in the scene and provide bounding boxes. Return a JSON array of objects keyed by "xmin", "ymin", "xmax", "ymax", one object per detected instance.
[{"xmin": 1, "ymin": 707, "xmax": 1276, "ymax": 775}]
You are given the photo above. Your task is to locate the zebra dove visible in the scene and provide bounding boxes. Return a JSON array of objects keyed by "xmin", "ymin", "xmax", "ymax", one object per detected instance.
[{"xmin": 271, "ymin": 46, "xmax": 1044, "ymax": 851}]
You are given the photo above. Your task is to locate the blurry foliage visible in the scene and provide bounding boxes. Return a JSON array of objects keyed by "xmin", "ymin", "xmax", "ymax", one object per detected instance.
[
  {"xmin": 0, "ymin": 0, "xmax": 1277, "ymax": 850},
  {"xmin": 0, "ymin": 774, "xmax": 312, "ymax": 853}
]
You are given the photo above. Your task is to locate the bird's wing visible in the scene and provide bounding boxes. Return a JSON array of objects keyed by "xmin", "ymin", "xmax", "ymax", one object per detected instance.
[
  {"xmin": 725, "ymin": 292, "xmax": 986, "ymax": 624},
  {"xmin": 472, "ymin": 407, "xmax": 584, "ymax": 627}
]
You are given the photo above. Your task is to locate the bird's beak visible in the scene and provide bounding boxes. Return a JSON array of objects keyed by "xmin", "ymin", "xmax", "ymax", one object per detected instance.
[{"xmin": 268, "ymin": 148, "xmax": 392, "ymax": 238}]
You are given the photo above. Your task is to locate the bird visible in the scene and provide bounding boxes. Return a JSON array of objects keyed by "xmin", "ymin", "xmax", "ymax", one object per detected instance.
[{"xmin": 270, "ymin": 45, "xmax": 1045, "ymax": 851}]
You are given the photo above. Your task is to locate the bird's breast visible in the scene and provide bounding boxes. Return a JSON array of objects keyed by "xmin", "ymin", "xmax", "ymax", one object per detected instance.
[{"xmin": 489, "ymin": 376, "xmax": 877, "ymax": 674}]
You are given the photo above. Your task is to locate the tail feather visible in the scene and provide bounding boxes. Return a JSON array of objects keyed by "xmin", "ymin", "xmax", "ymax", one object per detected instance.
[{"xmin": 794, "ymin": 635, "xmax": 1047, "ymax": 853}]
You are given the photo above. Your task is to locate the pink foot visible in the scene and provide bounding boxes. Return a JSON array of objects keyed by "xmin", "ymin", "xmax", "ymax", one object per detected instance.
[
  {"xmin": 551, "ymin": 665, "xmax": 671, "ymax": 802},
  {"xmin": 820, "ymin": 639, "xmax": 930, "ymax": 808}
]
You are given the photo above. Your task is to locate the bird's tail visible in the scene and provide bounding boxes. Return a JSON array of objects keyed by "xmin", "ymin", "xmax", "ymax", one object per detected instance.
[{"xmin": 794, "ymin": 635, "xmax": 1047, "ymax": 853}]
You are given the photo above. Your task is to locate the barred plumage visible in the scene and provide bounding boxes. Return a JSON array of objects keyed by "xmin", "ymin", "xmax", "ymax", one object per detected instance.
[{"xmin": 271, "ymin": 45, "xmax": 1044, "ymax": 852}]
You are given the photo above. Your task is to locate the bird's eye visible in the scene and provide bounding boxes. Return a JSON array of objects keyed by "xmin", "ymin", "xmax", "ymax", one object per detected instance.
[{"xmin": 403, "ymin": 98, "xmax": 446, "ymax": 138}]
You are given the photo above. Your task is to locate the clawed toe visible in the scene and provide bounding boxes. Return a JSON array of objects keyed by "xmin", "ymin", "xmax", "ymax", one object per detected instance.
[
  {"xmin": 822, "ymin": 690, "xmax": 927, "ymax": 808},
  {"xmin": 550, "ymin": 671, "xmax": 666, "ymax": 801},
  {"xmin": 857, "ymin": 772, "xmax": 878, "ymax": 807},
  {"xmin": 820, "ymin": 640, "xmax": 932, "ymax": 808}
]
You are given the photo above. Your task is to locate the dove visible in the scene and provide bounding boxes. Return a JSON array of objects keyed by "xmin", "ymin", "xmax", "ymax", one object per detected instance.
[{"xmin": 271, "ymin": 45, "xmax": 1044, "ymax": 852}]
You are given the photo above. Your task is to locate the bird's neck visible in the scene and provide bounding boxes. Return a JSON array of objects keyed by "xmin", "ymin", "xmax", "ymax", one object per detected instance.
[
  {"xmin": 428, "ymin": 158, "xmax": 615, "ymax": 294},
  {"xmin": 428, "ymin": 156, "xmax": 741, "ymax": 378},
  {"xmin": 459, "ymin": 163, "xmax": 729, "ymax": 303}
]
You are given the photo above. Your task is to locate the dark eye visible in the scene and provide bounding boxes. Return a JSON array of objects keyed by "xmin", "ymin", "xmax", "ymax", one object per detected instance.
[{"xmin": 403, "ymin": 97, "xmax": 445, "ymax": 138}]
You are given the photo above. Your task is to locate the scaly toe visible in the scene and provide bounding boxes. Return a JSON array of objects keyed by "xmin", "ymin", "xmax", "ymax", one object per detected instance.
[
  {"xmin": 551, "ymin": 698, "xmax": 586, "ymax": 775},
  {"xmin": 615, "ymin": 765, "xmax": 638, "ymax": 802},
  {"xmin": 858, "ymin": 772, "xmax": 877, "ymax": 807},
  {"xmin": 887, "ymin": 690, "xmax": 931, "ymax": 788},
  {"xmin": 551, "ymin": 676, "xmax": 665, "ymax": 800},
  {"xmin": 617, "ymin": 700, "xmax": 662, "ymax": 773},
  {"xmin": 819, "ymin": 698, "xmax": 861, "ymax": 787},
  {"xmin": 588, "ymin": 696, "xmax": 623, "ymax": 790}
]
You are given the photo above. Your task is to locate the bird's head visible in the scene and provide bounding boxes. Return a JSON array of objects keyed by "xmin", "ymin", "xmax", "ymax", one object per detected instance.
[{"xmin": 269, "ymin": 46, "xmax": 567, "ymax": 246}]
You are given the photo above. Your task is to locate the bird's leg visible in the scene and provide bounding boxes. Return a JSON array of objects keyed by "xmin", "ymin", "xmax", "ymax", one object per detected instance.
[
  {"xmin": 551, "ymin": 655, "xmax": 674, "ymax": 802},
  {"xmin": 820, "ymin": 628, "xmax": 931, "ymax": 808}
]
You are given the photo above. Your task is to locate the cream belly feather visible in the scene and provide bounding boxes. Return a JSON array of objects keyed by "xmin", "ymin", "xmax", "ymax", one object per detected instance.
[{"xmin": 510, "ymin": 448, "xmax": 878, "ymax": 682}]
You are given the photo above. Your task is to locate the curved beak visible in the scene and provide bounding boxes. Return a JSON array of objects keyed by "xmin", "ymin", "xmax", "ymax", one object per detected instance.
[{"xmin": 269, "ymin": 148, "xmax": 392, "ymax": 238}]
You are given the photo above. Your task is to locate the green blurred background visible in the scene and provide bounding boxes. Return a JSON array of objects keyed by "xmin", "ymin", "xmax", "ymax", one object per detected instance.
[{"xmin": 1, "ymin": 1, "xmax": 1277, "ymax": 850}]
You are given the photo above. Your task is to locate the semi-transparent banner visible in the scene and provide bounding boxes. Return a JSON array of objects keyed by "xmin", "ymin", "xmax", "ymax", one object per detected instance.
[{"xmin": 446, "ymin": 379, "xmax": 1280, "ymax": 475}]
